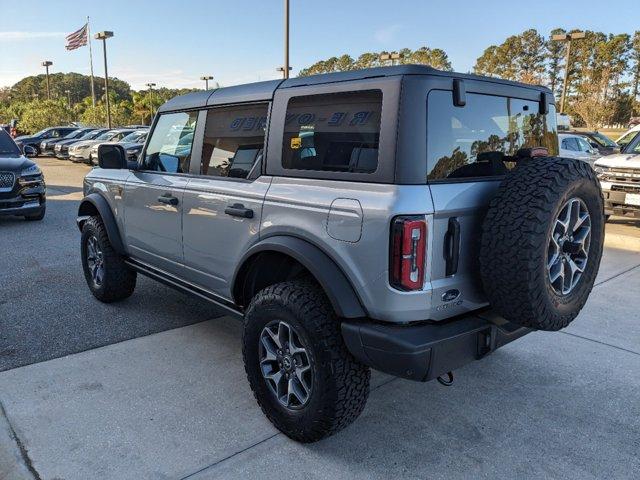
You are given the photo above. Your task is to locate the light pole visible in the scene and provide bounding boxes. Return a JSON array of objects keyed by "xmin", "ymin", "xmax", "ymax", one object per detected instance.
[
  {"xmin": 552, "ymin": 31, "xmax": 586, "ymax": 114},
  {"xmin": 200, "ymin": 76, "xmax": 214, "ymax": 90},
  {"xmin": 283, "ymin": 0, "xmax": 290, "ymax": 79},
  {"xmin": 95, "ymin": 31, "xmax": 114, "ymax": 128},
  {"xmin": 41, "ymin": 61, "xmax": 53, "ymax": 100},
  {"xmin": 146, "ymin": 82, "xmax": 156, "ymax": 121},
  {"xmin": 65, "ymin": 89, "xmax": 71, "ymax": 109}
]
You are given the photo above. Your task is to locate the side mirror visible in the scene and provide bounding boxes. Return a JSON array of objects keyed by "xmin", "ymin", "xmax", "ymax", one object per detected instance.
[
  {"xmin": 98, "ymin": 144, "xmax": 127, "ymax": 169},
  {"xmin": 23, "ymin": 145, "xmax": 37, "ymax": 157}
]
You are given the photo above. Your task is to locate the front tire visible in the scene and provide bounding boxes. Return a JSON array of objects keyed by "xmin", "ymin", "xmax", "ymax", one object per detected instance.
[
  {"xmin": 81, "ymin": 216, "xmax": 136, "ymax": 302},
  {"xmin": 242, "ymin": 281, "xmax": 370, "ymax": 443}
]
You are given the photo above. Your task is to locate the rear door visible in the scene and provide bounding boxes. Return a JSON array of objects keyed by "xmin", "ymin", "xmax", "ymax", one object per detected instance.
[
  {"xmin": 123, "ymin": 110, "xmax": 198, "ymax": 276},
  {"xmin": 426, "ymin": 87, "xmax": 558, "ymax": 314},
  {"xmin": 181, "ymin": 103, "xmax": 271, "ymax": 297}
]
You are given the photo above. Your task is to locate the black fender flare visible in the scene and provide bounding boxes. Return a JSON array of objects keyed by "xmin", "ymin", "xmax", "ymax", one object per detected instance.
[
  {"xmin": 77, "ymin": 193, "xmax": 126, "ymax": 255},
  {"xmin": 233, "ymin": 236, "xmax": 367, "ymax": 319}
]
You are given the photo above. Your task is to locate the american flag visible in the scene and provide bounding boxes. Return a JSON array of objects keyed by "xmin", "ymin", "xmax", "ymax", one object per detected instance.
[{"xmin": 65, "ymin": 23, "xmax": 88, "ymax": 51}]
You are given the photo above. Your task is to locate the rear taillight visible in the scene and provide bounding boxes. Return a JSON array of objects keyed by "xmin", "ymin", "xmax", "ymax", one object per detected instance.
[{"xmin": 390, "ymin": 216, "xmax": 427, "ymax": 291}]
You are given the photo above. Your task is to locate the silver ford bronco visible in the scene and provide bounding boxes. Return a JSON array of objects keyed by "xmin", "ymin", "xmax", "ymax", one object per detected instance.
[{"xmin": 78, "ymin": 66, "xmax": 604, "ymax": 442}]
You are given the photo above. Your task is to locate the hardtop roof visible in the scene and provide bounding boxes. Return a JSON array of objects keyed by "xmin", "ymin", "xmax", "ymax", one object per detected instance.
[{"xmin": 158, "ymin": 65, "xmax": 552, "ymax": 113}]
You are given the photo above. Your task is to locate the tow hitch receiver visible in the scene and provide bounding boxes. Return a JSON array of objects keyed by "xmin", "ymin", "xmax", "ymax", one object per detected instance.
[{"xmin": 341, "ymin": 310, "xmax": 530, "ymax": 382}]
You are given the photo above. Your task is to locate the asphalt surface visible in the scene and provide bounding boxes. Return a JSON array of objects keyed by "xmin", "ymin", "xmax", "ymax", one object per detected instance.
[{"xmin": 0, "ymin": 156, "xmax": 223, "ymax": 372}]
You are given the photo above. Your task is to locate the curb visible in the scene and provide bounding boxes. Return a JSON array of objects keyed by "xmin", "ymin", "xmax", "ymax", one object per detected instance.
[{"xmin": 0, "ymin": 401, "xmax": 38, "ymax": 480}]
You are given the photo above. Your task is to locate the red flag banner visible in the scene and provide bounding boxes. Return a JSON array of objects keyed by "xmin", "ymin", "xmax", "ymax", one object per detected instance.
[{"xmin": 66, "ymin": 24, "xmax": 88, "ymax": 50}]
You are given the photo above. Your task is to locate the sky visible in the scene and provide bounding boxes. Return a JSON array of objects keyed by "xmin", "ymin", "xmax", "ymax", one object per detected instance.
[{"xmin": 1, "ymin": 0, "xmax": 638, "ymax": 91}]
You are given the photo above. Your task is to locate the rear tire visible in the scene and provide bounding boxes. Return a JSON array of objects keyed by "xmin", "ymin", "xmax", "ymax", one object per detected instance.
[
  {"xmin": 81, "ymin": 216, "xmax": 136, "ymax": 302},
  {"xmin": 242, "ymin": 280, "xmax": 370, "ymax": 443},
  {"xmin": 480, "ymin": 157, "xmax": 604, "ymax": 331}
]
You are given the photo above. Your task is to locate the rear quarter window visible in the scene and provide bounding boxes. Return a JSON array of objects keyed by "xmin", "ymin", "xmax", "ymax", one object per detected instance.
[{"xmin": 282, "ymin": 90, "xmax": 382, "ymax": 174}]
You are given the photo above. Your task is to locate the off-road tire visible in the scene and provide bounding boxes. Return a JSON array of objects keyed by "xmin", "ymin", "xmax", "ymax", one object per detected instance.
[
  {"xmin": 242, "ymin": 280, "xmax": 370, "ymax": 442},
  {"xmin": 480, "ymin": 157, "xmax": 604, "ymax": 331},
  {"xmin": 24, "ymin": 205, "xmax": 45, "ymax": 221},
  {"xmin": 81, "ymin": 215, "xmax": 136, "ymax": 302}
]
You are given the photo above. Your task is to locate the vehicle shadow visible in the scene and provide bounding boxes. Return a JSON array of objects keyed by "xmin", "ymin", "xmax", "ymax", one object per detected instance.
[{"xmin": 608, "ymin": 215, "xmax": 640, "ymax": 228}]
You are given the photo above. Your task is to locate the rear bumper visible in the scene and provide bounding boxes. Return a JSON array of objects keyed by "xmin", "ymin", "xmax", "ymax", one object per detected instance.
[{"xmin": 341, "ymin": 310, "xmax": 530, "ymax": 382}]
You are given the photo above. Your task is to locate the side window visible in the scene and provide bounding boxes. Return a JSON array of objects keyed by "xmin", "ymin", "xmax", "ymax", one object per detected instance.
[
  {"xmin": 426, "ymin": 90, "xmax": 558, "ymax": 181},
  {"xmin": 143, "ymin": 111, "xmax": 198, "ymax": 174},
  {"xmin": 200, "ymin": 103, "xmax": 268, "ymax": 178},
  {"xmin": 564, "ymin": 138, "xmax": 579, "ymax": 151},
  {"xmin": 282, "ymin": 90, "xmax": 382, "ymax": 173},
  {"xmin": 576, "ymin": 137, "xmax": 592, "ymax": 152}
]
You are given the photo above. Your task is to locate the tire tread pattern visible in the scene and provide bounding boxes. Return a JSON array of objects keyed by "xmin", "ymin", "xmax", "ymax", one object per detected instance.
[
  {"xmin": 243, "ymin": 281, "xmax": 370, "ymax": 443},
  {"xmin": 82, "ymin": 216, "xmax": 136, "ymax": 303},
  {"xmin": 480, "ymin": 157, "xmax": 604, "ymax": 331}
]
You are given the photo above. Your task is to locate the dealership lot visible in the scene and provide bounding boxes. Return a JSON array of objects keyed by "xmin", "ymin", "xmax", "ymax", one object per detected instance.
[{"xmin": 1, "ymin": 157, "xmax": 639, "ymax": 479}]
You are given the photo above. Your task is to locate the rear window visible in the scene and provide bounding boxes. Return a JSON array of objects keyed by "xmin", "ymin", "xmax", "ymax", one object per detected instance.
[
  {"xmin": 282, "ymin": 90, "xmax": 382, "ymax": 174},
  {"xmin": 427, "ymin": 90, "xmax": 558, "ymax": 181}
]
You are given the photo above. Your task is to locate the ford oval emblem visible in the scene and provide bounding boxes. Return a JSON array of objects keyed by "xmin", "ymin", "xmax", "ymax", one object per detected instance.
[{"xmin": 442, "ymin": 289, "xmax": 460, "ymax": 302}]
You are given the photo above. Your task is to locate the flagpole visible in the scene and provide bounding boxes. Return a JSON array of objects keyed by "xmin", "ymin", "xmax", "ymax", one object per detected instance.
[{"xmin": 87, "ymin": 16, "xmax": 96, "ymax": 107}]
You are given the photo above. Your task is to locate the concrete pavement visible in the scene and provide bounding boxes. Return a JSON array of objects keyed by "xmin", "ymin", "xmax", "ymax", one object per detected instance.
[
  {"xmin": 0, "ymin": 241, "xmax": 639, "ymax": 479},
  {"xmin": 1, "ymin": 157, "xmax": 639, "ymax": 479}
]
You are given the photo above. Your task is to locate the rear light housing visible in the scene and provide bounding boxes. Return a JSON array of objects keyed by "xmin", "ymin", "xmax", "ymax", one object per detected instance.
[{"xmin": 390, "ymin": 216, "xmax": 427, "ymax": 291}]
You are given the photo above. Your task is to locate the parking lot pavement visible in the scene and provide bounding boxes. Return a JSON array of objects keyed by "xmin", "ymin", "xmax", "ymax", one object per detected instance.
[
  {"xmin": 0, "ymin": 157, "xmax": 224, "ymax": 372},
  {"xmin": 1, "ymin": 158, "xmax": 639, "ymax": 479}
]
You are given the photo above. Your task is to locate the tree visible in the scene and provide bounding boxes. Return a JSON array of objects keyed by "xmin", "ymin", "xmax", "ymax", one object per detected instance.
[
  {"xmin": 473, "ymin": 29, "xmax": 545, "ymax": 84},
  {"xmin": 631, "ymin": 31, "xmax": 640, "ymax": 113},
  {"xmin": 571, "ymin": 69, "xmax": 616, "ymax": 128},
  {"xmin": 547, "ymin": 28, "xmax": 567, "ymax": 96},
  {"xmin": 9, "ymin": 72, "xmax": 131, "ymax": 104},
  {"xmin": 299, "ymin": 47, "xmax": 453, "ymax": 76},
  {"xmin": 18, "ymin": 100, "xmax": 73, "ymax": 133}
]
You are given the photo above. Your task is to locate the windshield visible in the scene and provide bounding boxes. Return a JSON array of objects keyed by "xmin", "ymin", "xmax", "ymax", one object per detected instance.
[
  {"xmin": 590, "ymin": 132, "xmax": 617, "ymax": 148},
  {"xmin": 63, "ymin": 129, "xmax": 83, "ymax": 139},
  {"xmin": 618, "ymin": 130, "xmax": 638, "ymax": 148},
  {"xmin": 121, "ymin": 131, "xmax": 147, "ymax": 143},
  {"xmin": 626, "ymin": 134, "xmax": 640, "ymax": 154},
  {"xmin": 83, "ymin": 130, "xmax": 105, "ymax": 140},
  {"xmin": 33, "ymin": 128, "xmax": 50, "ymax": 137},
  {"xmin": 96, "ymin": 132, "xmax": 115, "ymax": 141},
  {"xmin": 0, "ymin": 130, "xmax": 21, "ymax": 155}
]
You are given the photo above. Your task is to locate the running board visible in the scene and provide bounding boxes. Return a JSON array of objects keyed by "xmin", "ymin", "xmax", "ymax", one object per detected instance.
[{"xmin": 124, "ymin": 258, "xmax": 244, "ymax": 319}]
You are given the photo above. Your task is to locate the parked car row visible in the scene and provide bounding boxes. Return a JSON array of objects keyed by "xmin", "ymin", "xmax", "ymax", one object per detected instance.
[{"xmin": 14, "ymin": 125, "xmax": 149, "ymax": 165}]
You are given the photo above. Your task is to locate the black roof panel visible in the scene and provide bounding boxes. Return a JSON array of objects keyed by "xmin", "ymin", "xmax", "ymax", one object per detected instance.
[
  {"xmin": 207, "ymin": 79, "xmax": 283, "ymax": 106},
  {"xmin": 158, "ymin": 90, "xmax": 214, "ymax": 113},
  {"xmin": 158, "ymin": 65, "xmax": 551, "ymax": 112}
]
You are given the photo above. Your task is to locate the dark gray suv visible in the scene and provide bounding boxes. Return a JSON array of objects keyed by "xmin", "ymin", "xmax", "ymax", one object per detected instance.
[{"xmin": 77, "ymin": 66, "xmax": 604, "ymax": 442}]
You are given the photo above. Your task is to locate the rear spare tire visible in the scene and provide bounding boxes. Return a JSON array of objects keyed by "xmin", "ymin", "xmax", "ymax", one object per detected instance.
[{"xmin": 480, "ymin": 157, "xmax": 604, "ymax": 331}]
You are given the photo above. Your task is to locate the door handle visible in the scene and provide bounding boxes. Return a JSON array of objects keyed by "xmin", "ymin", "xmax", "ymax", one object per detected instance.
[
  {"xmin": 225, "ymin": 203, "xmax": 254, "ymax": 218},
  {"xmin": 157, "ymin": 194, "xmax": 179, "ymax": 206},
  {"xmin": 444, "ymin": 217, "xmax": 460, "ymax": 276}
]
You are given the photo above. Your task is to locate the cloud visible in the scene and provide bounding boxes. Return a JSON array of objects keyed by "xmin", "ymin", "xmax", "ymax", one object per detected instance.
[
  {"xmin": 374, "ymin": 24, "xmax": 402, "ymax": 44},
  {"xmin": 0, "ymin": 31, "xmax": 66, "ymax": 41}
]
